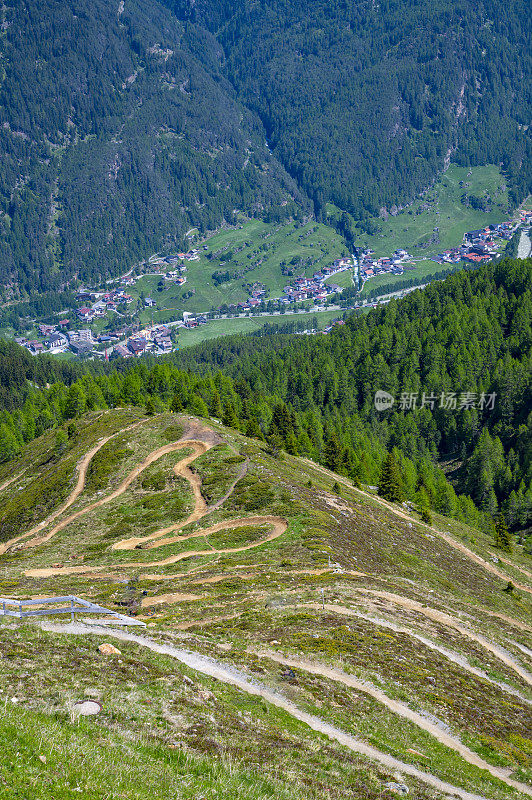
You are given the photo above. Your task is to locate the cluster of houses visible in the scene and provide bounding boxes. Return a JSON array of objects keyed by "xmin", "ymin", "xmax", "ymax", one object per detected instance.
[
  {"xmin": 112, "ymin": 325, "xmax": 175, "ymax": 359},
  {"xmin": 147, "ymin": 251, "xmax": 198, "ymax": 272},
  {"xmin": 217, "ymin": 257, "xmax": 353, "ymax": 313},
  {"xmin": 75, "ymin": 286, "xmax": 135, "ymax": 322},
  {"xmin": 356, "ymin": 249, "xmax": 410, "ymax": 284},
  {"xmin": 433, "ymin": 221, "xmax": 519, "ymax": 265},
  {"xmin": 281, "ymin": 258, "xmax": 352, "ymax": 303},
  {"xmin": 17, "ymin": 324, "xmax": 100, "ymax": 356}
]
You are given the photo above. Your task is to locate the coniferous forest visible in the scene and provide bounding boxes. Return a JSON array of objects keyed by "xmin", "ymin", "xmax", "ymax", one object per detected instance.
[
  {"xmin": 0, "ymin": 0, "xmax": 530, "ymax": 298},
  {"xmin": 1, "ymin": 258, "xmax": 531, "ymax": 547}
]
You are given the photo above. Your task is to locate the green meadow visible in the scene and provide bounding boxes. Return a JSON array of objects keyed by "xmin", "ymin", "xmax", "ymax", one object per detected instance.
[{"xmin": 133, "ymin": 219, "xmax": 348, "ymax": 317}]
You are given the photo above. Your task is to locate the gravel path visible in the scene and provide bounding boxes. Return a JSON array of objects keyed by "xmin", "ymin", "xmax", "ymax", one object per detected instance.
[
  {"xmin": 302, "ymin": 602, "xmax": 532, "ymax": 704},
  {"xmin": 253, "ymin": 648, "xmax": 532, "ymax": 794},
  {"xmin": 43, "ymin": 621, "xmax": 499, "ymax": 800},
  {"xmin": 356, "ymin": 590, "xmax": 532, "ymax": 687}
]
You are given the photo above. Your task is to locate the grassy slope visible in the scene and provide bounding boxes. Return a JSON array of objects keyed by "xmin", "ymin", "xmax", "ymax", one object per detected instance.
[
  {"xmin": 133, "ymin": 219, "xmax": 348, "ymax": 318},
  {"xmin": 1, "ymin": 411, "xmax": 531, "ymax": 800},
  {"xmin": 176, "ymin": 309, "xmax": 340, "ymax": 348},
  {"xmin": 355, "ymin": 165, "xmax": 510, "ymax": 295}
]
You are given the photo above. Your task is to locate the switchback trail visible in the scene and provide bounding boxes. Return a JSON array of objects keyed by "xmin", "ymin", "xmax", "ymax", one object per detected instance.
[
  {"xmin": 0, "ymin": 418, "xmax": 147, "ymax": 555},
  {"xmin": 301, "ymin": 602, "xmax": 532, "ymax": 704},
  {"xmin": 42, "ymin": 622, "xmax": 499, "ymax": 800},
  {"xmin": 355, "ymin": 589, "xmax": 532, "ymax": 688},
  {"xmin": 252, "ymin": 648, "xmax": 532, "ymax": 795},
  {"xmin": 13, "ymin": 418, "xmax": 288, "ymax": 578},
  {"xmin": 25, "ymin": 516, "xmax": 288, "ymax": 578}
]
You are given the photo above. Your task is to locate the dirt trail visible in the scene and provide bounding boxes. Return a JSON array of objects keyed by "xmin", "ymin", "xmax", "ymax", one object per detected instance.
[
  {"xmin": 356, "ymin": 590, "xmax": 532, "ymax": 687},
  {"xmin": 42, "ymin": 622, "xmax": 497, "ymax": 800},
  {"xmin": 302, "ymin": 603, "xmax": 532, "ymax": 704},
  {"xmin": 25, "ymin": 516, "xmax": 288, "ymax": 578},
  {"xmin": 474, "ymin": 608, "xmax": 532, "ymax": 634},
  {"xmin": 110, "ymin": 442, "xmax": 209, "ymax": 550},
  {"xmin": 21, "ymin": 439, "xmax": 209, "ymax": 551},
  {"xmin": 0, "ymin": 470, "xmax": 25, "ymax": 493},
  {"xmin": 17, "ymin": 418, "xmax": 287, "ymax": 580},
  {"xmin": 141, "ymin": 591, "xmax": 202, "ymax": 608},
  {"xmin": 253, "ymin": 648, "xmax": 532, "ymax": 794},
  {"xmin": 0, "ymin": 419, "xmax": 147, "ymax": 555},
  {"xmin": 302, "ymin": 458, "xmax": 532, "ymax": 594},
  {"xmin": 12, "ymin": 413, "xmax": 286, "ymax": 582}
]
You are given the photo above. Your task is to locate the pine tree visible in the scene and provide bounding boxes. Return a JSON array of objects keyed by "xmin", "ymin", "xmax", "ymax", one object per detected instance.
[
  {"xmin": 54, "ymin": 429, "xmax": 67, "ymax": 458},
  {"xmin": 145, "ymin": 397, "xmax": 156, "ymax": 416},
  {"xmin": 494, "ymin": 514, "xmax": 512, "ymax": 553},
  {"xmin": 416, "ymin": 487, "xmax": 432, "ymax": 524},
  {"xmin": 378, "ymin": 451, "xmax": 404, "ymax": 503},
  {"xmin": 170, "ymin": 393, "xmax": 184, "ymax": 413},
  {"xmin": 210, "ymin": 390, "xmax": 223, "ymax": 420},
  {"xmin": 323, "ymin": 431, "xmax": 343, "ymax": 473},
  {"xmin": 0, "ymin": 423, "xmax": 20, "ymax": 463},
  {"xmin": 222, "ymin": 401, "xmax": 239, "ymax": 429}
]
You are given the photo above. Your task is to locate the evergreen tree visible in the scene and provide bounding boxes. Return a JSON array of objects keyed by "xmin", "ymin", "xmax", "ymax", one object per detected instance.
[
  {"xmin": 145, "ymin": 397, "xmax": 156, "ymax": 416},
  {"xmin": 378, "ymin": 451, "xmax": 404, "ymax": 503},
  {"xmin": 416, "ymin": 488, "xmax": 433, "ymax": 525},
  {"xmin": 170, "ymin": 393, "xmax": 184, "ymax": 413},
  {"xmin": 65, "ymin": 384, "xmax": 86, "ymax": 419},
  {"xmin": 494, "ymin": 514, "xmax": 512, "ymax": 553},
  {"xmin": 54, "ymin": 429, "xmax": 67, "ymax": 458},
  {"xmin": 0, "ymin": 423, "xmax": 19, "ymax": 463}
]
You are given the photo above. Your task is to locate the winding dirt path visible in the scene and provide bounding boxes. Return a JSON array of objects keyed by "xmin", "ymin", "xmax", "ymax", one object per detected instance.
[
  {"xmin": 0, "ymin": 419, "xmax": 147, "ymax": 555},
  {"xmin": 252, "ymin": 648, "xmax": 532, "ymax": 795},
  {"xmin": 12, "ymin": 419, "xmax": 287, "ymax": 579},
  {"xmin": 0, "ymin": 470, "xmax": 26, "ymax": 493},
  {"xmin": 25, "ymin": 516, "xmax": 288, "ymax": 578},
  {"xmin": 355, "ymin": 589, "xmax": 532, "ymax": 688},
  {"xmin": 110, "ymin": 441, "xmax": 209, "ymax": 550},
  {"xmin": 21, "ymin": 439, "xmax": 209, "ymax": 551},
  {"xmin": 301, "ymin": 603, "xmax": 532, "ymax": 704},
  {"xmin": 42, "ymin": 622, "xmax": 500, "ymax": 800}
]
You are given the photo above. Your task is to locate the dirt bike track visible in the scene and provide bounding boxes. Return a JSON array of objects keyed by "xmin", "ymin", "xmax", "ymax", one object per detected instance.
[
  {"xmin": 2, "ymin": 417, "xmax": 287, "ymax": 579},
  {"xmin": 0, "ymin": 418, "xmax": 148, "ymax": 556},
  {"xmin": 353, "ymin": 589, "xmax": 532, "ymax": 687},
  {"xmin": 303, "ymin": 457, "xmax": 532, "ymax": 595},
  {"xmin": 251, "ymin": 648, "xmax": 532, "ymax": 794},
  {"xmin": 44, "ymin": 621, "xmax": 531, "ymax": 800}
]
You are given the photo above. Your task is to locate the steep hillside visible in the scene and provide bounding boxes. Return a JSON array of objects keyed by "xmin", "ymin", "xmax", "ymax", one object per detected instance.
[
  {"xmin": 1, "ymin": 0, "xmax": 531, "ymax": 299},
  {"xmin": 0, "ymin": 0, "xmax": 302, "ymax": 295},
  {"xmin": 1, "ymin": 410, "xmax": 532, "ymax": 799},
  {"xmin": 176, "ymin": 257, "xmax": 532, "ymax": 536},
  {"xmin": 179, "ymin": 0, "xmax": 532, "ymax": 218}
]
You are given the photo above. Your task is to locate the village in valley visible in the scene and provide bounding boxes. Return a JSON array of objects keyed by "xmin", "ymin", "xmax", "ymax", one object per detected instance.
[{"xmin": 11, "ymin": 202, "xmax": 532, "ymax": 360}]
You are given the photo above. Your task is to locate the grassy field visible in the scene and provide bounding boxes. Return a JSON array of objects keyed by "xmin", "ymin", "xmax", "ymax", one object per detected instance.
[
  {"xmin": 354, "ymin": 165, "xmax": 512, "ymax": 296},
  {"xmin": 356, "ymin": 165, "xmax": 509, "ymax": 257},
  {"xmin": 176, "ymin": 309, "xmax": 341, "ymax": 348},
  {"xmin": 133, "ymin": 219, "xmax": 348, "ymax": 318}
]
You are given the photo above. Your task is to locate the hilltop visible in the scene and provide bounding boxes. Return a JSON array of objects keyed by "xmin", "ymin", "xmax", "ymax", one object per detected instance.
[{"xmin": 1, "ymin": 409, "xmax": 532, "ymax": 799}]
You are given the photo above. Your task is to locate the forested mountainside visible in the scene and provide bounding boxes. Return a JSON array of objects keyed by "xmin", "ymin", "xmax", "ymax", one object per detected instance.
[
  {"xmin": 176, "ymin": 258, "xmax": 532, "ymax": 535},
  {"xmin": 176, "ymin": 0, "xmax": 532, "ymax": 219},
  {"xmin": 0, "ymin": 0, "xmax": 302, "ymax": 295},
  {"xmin": 0, "ymin": 259, "xmax": 531, "ymax": 543},
  {"xmin": 1, "ymin": 0, "xmax": 531, "ymax": 297}
]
